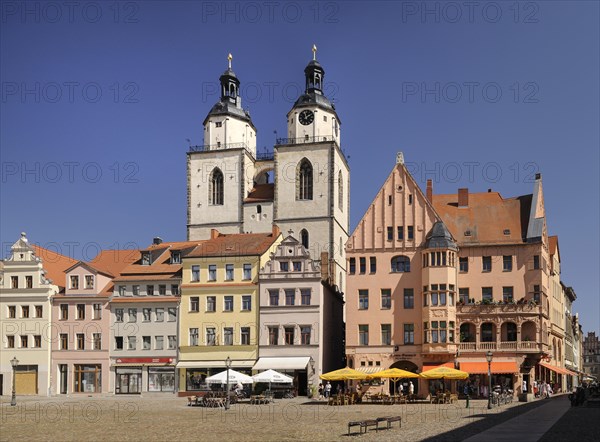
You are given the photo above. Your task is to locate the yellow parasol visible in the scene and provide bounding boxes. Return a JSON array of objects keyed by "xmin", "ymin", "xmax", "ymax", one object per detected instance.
[
  {"xmin": 420, "ymin": 366, "xmax": 468, "ymax": 380},
  {"xmin": 368, "ymin": 367, "xmax": 421, "ymax": 395},
  {"xmin": 320, "ymin": 367, "xmax": 368, "ymax": 381}
]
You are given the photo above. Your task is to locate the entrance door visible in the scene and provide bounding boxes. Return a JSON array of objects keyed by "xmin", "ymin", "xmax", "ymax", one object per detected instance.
[
  {"xmin": 0, "ymin": 374, "xmax": 3, "ymax": 395},
  {"xmin": 15, "ymin": 371, "xmax": 37, "ymax": 395},
  {"xmin": 116, "ymin": 370, "xmax": 142, "ymax": 394},
  {"xmin": 297, "ymin": 370, "xmax": 307, "ymax": 396},
  {"xmin": 59, "ymin": 365, "xmax": 68, "ymax": 394}
]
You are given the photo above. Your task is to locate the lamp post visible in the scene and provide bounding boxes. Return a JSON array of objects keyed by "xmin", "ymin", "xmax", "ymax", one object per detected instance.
[
  {"xmin": 10, "ymin": 356, "xmax": 19, "ymax": 406},
  {"xmin": 486, "ymin": 351, "xmax": 493, "ymax": 409},
  {"xmin": 225, "ymin": 356, "xmax": 231, "ymax": 410}
]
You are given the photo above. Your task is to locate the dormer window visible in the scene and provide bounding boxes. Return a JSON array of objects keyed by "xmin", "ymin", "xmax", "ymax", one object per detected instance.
[
  {"xmin": 215, "ymin": 122, "xmax": 222, "ymax": 128},
  {"xmin": 171, "ymin": 251, "xmax": 181, "ymax": 264},
  {"xmin": 503, "ymin": 229, "xmax": 511, "ymax": 235},
  {"xmin": 142, "ymin": 252, "xmax": 151, "ymax": 266}
]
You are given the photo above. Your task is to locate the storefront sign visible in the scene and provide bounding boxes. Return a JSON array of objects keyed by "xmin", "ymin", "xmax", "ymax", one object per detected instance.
[{"xmin": 115, "ymin": 358, "xmax": 173, "ymax": 364}]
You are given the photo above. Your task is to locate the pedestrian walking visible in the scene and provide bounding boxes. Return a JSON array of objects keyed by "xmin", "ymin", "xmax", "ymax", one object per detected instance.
[
  {"xmin": 325, "ymin": 381, "xmax": 332, "ymax": 398},
  {"xmin": 318, "ymin": 383, "xmax": 324, "ymax": 400}
]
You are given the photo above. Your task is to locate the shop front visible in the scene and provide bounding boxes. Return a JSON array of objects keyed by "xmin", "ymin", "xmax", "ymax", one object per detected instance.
[{"xmin": 114, "ymin": 358, "xmax": 175, "ymax": 394}]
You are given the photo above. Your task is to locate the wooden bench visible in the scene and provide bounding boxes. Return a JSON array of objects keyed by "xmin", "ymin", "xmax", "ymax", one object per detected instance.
[
  {"xmin": 347, "ymin": 419, "xmax": 380, "ymax": 435},
  {"xmin": 378, "ymin": 415, "xmax": 401, "ymax": 429}
]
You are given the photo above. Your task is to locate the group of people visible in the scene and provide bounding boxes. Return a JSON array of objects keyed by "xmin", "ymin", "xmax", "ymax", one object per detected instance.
[
  {"xmin": 317, "ymin": 381, "xmax": 333, "ymax": 399},
  {"xmin": 532, "ymin": 380, "xmax": 555, "ymax": 398},
  {"xmin": 317, "ymin": 380, "xmax": 415, "ymax": 400}
]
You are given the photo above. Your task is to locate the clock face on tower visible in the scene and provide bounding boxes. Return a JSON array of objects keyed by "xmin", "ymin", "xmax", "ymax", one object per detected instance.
[{"xmin": 299, "ymin": 110, "xmax": 314, "ymax": 126}]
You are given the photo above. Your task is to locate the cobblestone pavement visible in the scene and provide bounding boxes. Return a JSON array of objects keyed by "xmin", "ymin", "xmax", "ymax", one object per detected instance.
[{"xmin": 0, "ymin": 395, "xmax": 563, "ymax": 441}]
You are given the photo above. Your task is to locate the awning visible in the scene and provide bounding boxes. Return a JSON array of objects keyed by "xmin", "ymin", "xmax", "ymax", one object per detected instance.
[
  {"xmin": 422, "ymin": 362, "xmax": 454, "ymax": 370},
  {"xmin": 355, "ymin": 366, "xmax": 384, "ymax": 374},
  {"xmin": 114, "ymin": 363, "xmax": 174, "ymax": 367},
  {"xmin": 252, "ymin": 357, "xmax": 310, "ymax": 371},
  {"xmin": 539, "ymin": 361, "xmax": 572, "ymax": 376},
  {"xmin": 176, "ymin": 360, "xmax": 255, "ymax": 368},
  {"xmin": 460, "ymin": 361, "xmax": 519, "ymax": 374}
]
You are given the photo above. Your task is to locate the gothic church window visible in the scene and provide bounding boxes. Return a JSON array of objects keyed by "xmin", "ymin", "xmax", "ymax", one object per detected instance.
[
  {"xmin": 297, "ymin": 159, "xmax": 313, "ymax": 200},
  {"xmin": 209, "ymin": 168, "xmax": 224, "ymax": 205}
]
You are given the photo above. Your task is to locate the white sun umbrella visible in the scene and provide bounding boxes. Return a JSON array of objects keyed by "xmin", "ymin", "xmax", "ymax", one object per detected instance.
[
  {"xmin": 252, "ymin": 369, "xmax": 293, "ymax": 393},
  {"xmin": 205, "ymin": 369, "xmax": 254, "ymax": 385}
]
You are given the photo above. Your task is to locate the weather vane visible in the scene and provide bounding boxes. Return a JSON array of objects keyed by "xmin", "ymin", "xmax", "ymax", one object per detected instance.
[
  {"xmin": 312, "ymin": 44, "xmax": 317, "ymax": 60},
  {"xmin": 228, "ymin": 53, "xmax": 232, "ymax": 69}
]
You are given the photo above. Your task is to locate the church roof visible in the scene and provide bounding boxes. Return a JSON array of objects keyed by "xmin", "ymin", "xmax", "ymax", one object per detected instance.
[
  {"xmin": 203, "ymin": 100, "xmax": 256, "ymax": 130},
  {"xmin": 425, "ymin": 222, "xmax": 458, "ymax": 251},
  {"xmin": 244, "ymin": 184, "xmax": 274, "ymax": 203},
  {"xmin": 187, "ymin": 232, "xmax": 279, "ymax": 258}
]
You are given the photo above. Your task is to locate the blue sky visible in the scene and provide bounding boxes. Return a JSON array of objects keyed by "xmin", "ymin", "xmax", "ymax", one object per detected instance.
[{"xmin": 1, "ymin": 1, "xmax": 598, "ymax": 333}]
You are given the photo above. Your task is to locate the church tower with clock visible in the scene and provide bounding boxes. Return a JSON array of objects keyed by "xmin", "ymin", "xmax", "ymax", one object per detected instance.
[{"xmin": 187, "ymin": 47, "xmax": 349, "ymax": 291}]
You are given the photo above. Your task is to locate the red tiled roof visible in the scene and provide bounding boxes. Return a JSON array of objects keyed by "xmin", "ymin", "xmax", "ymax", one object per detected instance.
[
  {"xmin": 188, "ymin": 232, "xmax": 279, "ymax": 258},
  {"xmin": 110, "ymin": 297, "xmax": 179, "ymax": 303},
  {"xmin": 89, "ymin": 249, "xmax": 141, "ymax": 277},
  {"xmin": 31, "ymin": 245, "xmax": 78, "ymax": 288},
  {"xmin": 113, "ymin": 274, "xmax": 181, "ymax": 282},
  {"xmin": 244, "ymin": 183, "xmax": 274, "ymax": 203},
  {"xmin": 432, "ymin": 191, "xmax": 531, "ymax": 245}
]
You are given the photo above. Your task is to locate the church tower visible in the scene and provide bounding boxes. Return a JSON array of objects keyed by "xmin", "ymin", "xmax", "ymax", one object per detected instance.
[
  {"xmin": 274, "ymin": 45, "xmax": 349, "ymax": 292},
  {"xmin": 187, "ymin": 54, "xmax": 258, "ymax": 240}
]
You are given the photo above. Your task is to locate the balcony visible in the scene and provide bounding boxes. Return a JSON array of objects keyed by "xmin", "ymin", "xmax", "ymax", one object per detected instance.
[
  {"xmin": 188, "ymin": 142, "xmax": 249, "ymax": 153},
  {"xmin": 276, "ymin": 136, "xmax": 349, "ymax": 163},
  {"xmin": 457, "ymin": 299, "xmax": 548, "ymax": 318},
  {"xmin": 458, "ymin": 341, "xmax": 543, "ymax": 353}
]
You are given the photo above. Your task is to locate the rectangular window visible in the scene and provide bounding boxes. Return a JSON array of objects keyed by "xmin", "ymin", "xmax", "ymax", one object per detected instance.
[
  {"xmin": 208, "ymin": 265, "xmax": 217, "ymax": 281},
  {"xmin": 241, "ymin": 327, "xmax": 250, "ymax": 345},
  {"xmin": 115, "ymin": 336, "xmax": 123, "ymax": 350},
  {"xmin": 8, "ymin": 305, "xmax": 16, "ymax": 318},
  {"xmin": 33, "ymin": 335, "xmax": 42, "ymax": 348},
  {"xmin": 482, "ymin": 287, "xmax": 493, "ymax": 302},
  {"xmin": 431, "ymin": 321, "xmax": 439, "ymax": 343},
  {"xmin": 284, "ymin": 326, "xmax": 294, "ymax": 345},
  {"xmin": 503, "ymin": 286, "xmax": 514, "ymax": 303},
  {"xmin": 404, "ymin": 324, "xmax": 415, "ymax": 344},
  {"xmin": 7, "ymin": 335, "xmax": 15, "ymax": 348},
  {"xmin": 459, "ymin": 288, "xmax": 470, "ymax": 304},
  {"xmin": 440, "ymin": 292, "xmax": 447, "ymax": 306},
  {"xmin": 192, "ymin": 266, "xmax": 200, "ymax": 282},
  {"xmin": 92, "ymin": 304, "xmax": 101, "ymax": 319},
  {"xmin": 533, "ymin": 285, "xmax": 541, "ymax": 303},
  {"xmin": 168, "ymin": 335, "xmax": 176, "ymax": 350},
  {"xmin": 285, "ymin": 289, "xmax": 295, "ymax": 306},
  {"xmin": 60, "ymin": 333, "xmax": 68, "ymax": 350},
  {"xmin": 206, "ymin": 296, "xmax": 216, "ymax": 312},
  {"xmin": 133, "ymin": 285, "xmax": 140, "ymax": 296},
  {"xmin": 269, "ymin": 289, "xmax": 279, "ymax": 306},
  {"xmin": 381, "ymin": 289, "xmax": 391, "ymax": 309},
  {"xmin": 11, "ymin": 276, "xmax": 18, "ymax": 288},
  {"xmin": 225, "ymin": 264, "xmax": 234, "ymax": 281},
  {"xmin": 155, "ymin": 308, "xmax": 164, "ymax": 322},
  {"xmin": 503, "ymin": 255, "xmax": 513, "ymax": 271},
  {"xmin": 167, "ymin": 308, "xmax": 176, "ymax": 321},
  {"xmin": 242, "ymin": 295, "xmax": 251, "ymax": 311},
  {"xmin": 359, "ymin": 257, "xmax": 366, "ymax": 274},
  {"xmin": 35, "ymin": 305, "xmax": 43, "ymax": 318},
  {"xmin": 301, "ymin": 289, "xmax": 311, "ymax": 305},
  {"xmin": 482, "ymin": 256, "xmax": 492, "ymax": 272},
  {"xmin": 459, "ymin": 257, "xmax": 468, "ymax": 272},
  {"xmin": 85, "ymin": 275, "xmax": 94, "ymax": 289},
  {"xmin": 369, "ymin": 257, "xmax": 376, "ymax": 273},
  {"xmin": 170, "ymin": 251, "xmax": 181, "ymax": 264},
  {"xmin": 115, "ymin": 308, "xmax": 124, "ymax": 322},
  {"xmin": 128, "ymin": 336, "xmax": 136, "ymax": 350},
  {"xmin": 93, "ymin": 333, "xmax": 101, "ymax": 350},
  {"xmin": 206, "ymin": 328, "xmax": 216, "ymax": 346},
  {"xmin": 146, "ymin": 285, "xmax": 154, "ymax": 296},
  {"xmin": 70, "ymin": 275, "xmax": 79, "ymax": 289},
  {"xmin": 189, "ymin": 328, "xmax": 199, "ymax": 346},
  {"xmin": 224, "ymin": 328, "xmax": 235, "ymax": 345},
  {"xmin": 21, "ymin": 305, "xmax": 29, "ymax": 318},
  {"xmin": 190, "ymin": 297, "xmax": 199, "ymax": 312},
  {"xmin": 243, "ymin": 263, "xmax": 252, "ymax": 280},
  {"xmin": 224, "ymin": 296, "xmax": 233, "ymax": 311},
  {"xmin": 533, "ymin": 255, "xmax": 540, "ymax": 270},
  {"xmin": 301, "ymin": 326, "xmax": 311, "ymax": 345},
  {"xmin": 387, "ymin": 226, "xmax": 393, "ymax": 241},
  {"xmin": 76, "ymin": 304, "xmax": 85, "ymax": 320},
  {"xmin": 280, "ymin": 261, "xmax": 289, "ymax": 272},
  {"xmin": 158, "ymin": 285, "xmax": 166, "ymax": 295},
  {"xmin": 397, "ymin": 226, "xmax": 404, "ymax": 240},
  {"xmin": 20, "ymin": 335, "xmax": 28, "ymax": 348},
  {"xmin": 403, "ymin": 288, "xmax": 414, "ymax": 309},
  {"xmin": 407, "ymin": 226, "xmax": 414, "ymax": 240},
  {"xmin": 26, "ymin": 275, "xmax": 33, "ymax": 288},
  {"xmin": 358, "ymin": 290, "xmax": 369, "ymax": 310},
  {"xmin": 359, "ymin": 325, "xmax": 369, "ymax": 346},
  {"xmin": 128, "ymin": 308, "xmax": 137, "ymax": 322},
  {"xmin": 349, "ymin": 258, "xmax": 356, "ymax": 274},
  {"xmin": 143, "ymin": 308, "xmax": 151, "ymax": 321},
  {"xmin": 118, "ymin": 286, "xmax": 126, "ymax": 296},
  {"xmin": 77, "ymin": 333, "xmax": 85, "ymax": 350},
  {"xmin": 269, "ymin": 326, "xmax": 279, "ymax": 345},
  {"xmin": 155, "ymin": 336, "xmax": 163, "ymax": 350},
  {"xmin": 293, "ymin": 261, "xmax": 302, "ymax": 272},
  {"xmin": 171, "ymin": 284, "xmax": 180, "ymax": 295},
  {"xmin": 381, "ymin": 324, "xmax": 392, "ymax": 345}
]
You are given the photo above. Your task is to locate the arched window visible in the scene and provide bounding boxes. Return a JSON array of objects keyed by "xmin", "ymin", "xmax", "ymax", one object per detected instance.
[
  {"xmin": 481, "ymin": 323, "xmax": 495, "ymax": 342},
  {"xmin": 209, "ymin": 168, "xmax": 224, "ymax": 205},
  {"xmin": 300, "ymin": 229, "xmax": 309, "ymax": 249},
  {"xmin": 297, "ymin": 159, "xmax": 313, "ymax": 200},
  {"xmin": 257, "ymin": 205, "xmax": 262, "ymax": 214},
  {"xmin": 338, "ymin": 170, "xmax": 343, "ymax": 211},
  {"xmin": 502, "ymin": 322, "xmax": 517, "ymax": 342},
  {"xmin": 391, "ymin": 255, "xmax": 411, "ymax": 273}
]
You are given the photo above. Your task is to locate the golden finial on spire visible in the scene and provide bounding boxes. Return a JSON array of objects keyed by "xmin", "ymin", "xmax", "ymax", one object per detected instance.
[
  {"xmin": 312, "ymin": 44, "xmax": 317, "ymax": 60},
  {"xmin": 227, "ymin": 53, "xmax": 233, "ymax": 69}
]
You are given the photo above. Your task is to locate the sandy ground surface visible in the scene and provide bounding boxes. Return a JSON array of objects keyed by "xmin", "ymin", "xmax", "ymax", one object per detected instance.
[{"xmin": 0, "ymin": 394, "xmax": 551, "ymax": 441}]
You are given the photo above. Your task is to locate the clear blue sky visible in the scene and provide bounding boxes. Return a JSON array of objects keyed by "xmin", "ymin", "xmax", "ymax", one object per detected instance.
[{"xmin": 1, "ymin": 1, "xmax": 598, "ymax": 333}]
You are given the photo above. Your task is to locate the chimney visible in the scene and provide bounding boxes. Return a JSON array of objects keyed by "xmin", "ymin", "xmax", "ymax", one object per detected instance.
[
  {"xmin": 272, "ymin": 224, "xmax": 280, "ymax": 237},
  {"xmin": 153, "ymin": 237, "xmax": 163, "ymax": 245},
  {"xmin": 535, "ymin": 173, "xmax": 541, "ymax": 180},
  {"xmin": 210, "ymin": 229, "xmax": 219, "ymax": 239},
  {"xmin": 426, "ymin": 179, "xmax": 433, "ymax": 202},
  {"xmin": 458, "ymin": 188, "xmax": 469, "ymax": 207}
]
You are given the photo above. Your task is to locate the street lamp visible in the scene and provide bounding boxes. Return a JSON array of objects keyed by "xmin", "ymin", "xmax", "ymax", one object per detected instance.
[
  {"xmin": 10, "ymin": 356, "xmax": 19, "ymax": 406},
  {"xmin": 225, "ymin": 356, "xmax": 232, "ymax": 410},
  {"xmin": 486, "ymin": 351, "xmax": 493, "ymax": 409}
]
